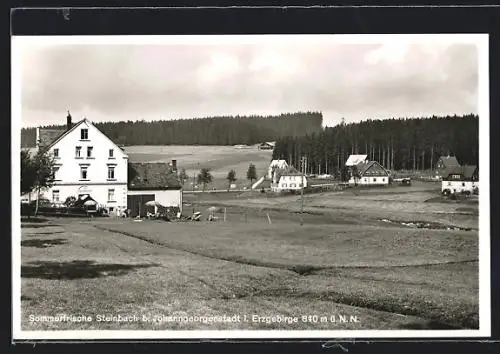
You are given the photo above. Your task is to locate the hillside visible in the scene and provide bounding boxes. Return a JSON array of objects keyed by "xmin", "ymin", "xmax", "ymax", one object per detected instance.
[{"xmin": 21, "ymin": 112, "xmax": 323, "ymax": 147}]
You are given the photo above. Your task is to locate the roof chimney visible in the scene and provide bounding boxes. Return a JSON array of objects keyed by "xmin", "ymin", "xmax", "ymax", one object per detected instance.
[
  {"xmin": 171, "ymin": 159, "xmax": 177, "ymax": 173},
  {"xmin": 66, "ymin": 111, "xmax": 72, "ymax": 131}
]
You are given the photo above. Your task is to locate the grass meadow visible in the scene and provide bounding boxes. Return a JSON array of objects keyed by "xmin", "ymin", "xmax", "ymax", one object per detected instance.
[{"xmin": 20, "ymin": 177, "xmax": 479, "ymax": 331}]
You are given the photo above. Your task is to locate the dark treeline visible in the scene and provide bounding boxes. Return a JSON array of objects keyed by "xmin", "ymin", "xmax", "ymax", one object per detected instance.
[
  {"xmin": 272, "ymin": 114, "xmax": 479, "ymax": 174},
  {"xmin": 21, "ymin": 112, "xmax": 323, "ymax": 147}
]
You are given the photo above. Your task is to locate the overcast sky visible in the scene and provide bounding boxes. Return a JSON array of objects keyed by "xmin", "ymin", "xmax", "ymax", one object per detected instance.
[{"xmin": 19, "ymin": 36, "xmax": 479, "ymax": 128}]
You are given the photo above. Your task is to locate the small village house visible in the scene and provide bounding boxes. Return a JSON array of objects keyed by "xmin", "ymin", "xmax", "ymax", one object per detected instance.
[
  {"xmin": 435, "ymin": 155, "xmax": 460, "ymax": 179},
  {"xmin": 258, "ymin": 141, "xmax": 275, "ymax": 150},
  {"xmin": 271, "ymin": 166, "xmax": 307, "ymax": 192},
  {"xmin": 267, "ymin": 159, "xmax": 289, "ymax": 179},
  {"xmin": 127, "ymin": 162, "xmax": 183, "ymax": 218},
  {"xmin": 348, "ymin": 160, "xmax": 390, "ymax": 186},
  {"xmin": 27, "ymin": 113, "xmax": 129, "ymax": 216},
  {"xmin": 441, "ymin": 165, "xmax": 479, "ymax": 194}
]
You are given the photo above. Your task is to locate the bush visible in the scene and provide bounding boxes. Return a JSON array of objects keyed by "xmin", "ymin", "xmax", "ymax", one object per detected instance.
[{"xmin": 442, "ymin": 189, "xmax": 451, "ymax": 196}]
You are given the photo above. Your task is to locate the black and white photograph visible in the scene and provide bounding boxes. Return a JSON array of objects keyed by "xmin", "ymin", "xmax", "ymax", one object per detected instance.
[{"xmin": 11, "ymin": 34, "xmax": 490, "ymax": 339}]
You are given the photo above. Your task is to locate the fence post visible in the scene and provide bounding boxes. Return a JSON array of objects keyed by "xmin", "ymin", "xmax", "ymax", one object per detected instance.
[
  {"xmin": 267, "ymin": 213, "xmax": 272, "ymax": 224},
  {"xmin": 224, "ymin": 208, "xmax": 227, "ymax": 222}
]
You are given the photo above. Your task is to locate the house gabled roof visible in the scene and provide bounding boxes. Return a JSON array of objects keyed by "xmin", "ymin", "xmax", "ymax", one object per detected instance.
[
  {"xmin": 345, "ymin": 154, "xmax": 368, "ymax": 166},
  {"xmin": 442, "ymin": 165, "xmax": 478, "ymax": 180},
  {"xmin": 270, "ymin": 159, "xmax": 287, "ymax": 165},
  {"xmin": 128, "ymin": 162, "xmax": 182, "ymax": 190},
  {"xmin": 353, "ymin": 160, "xmax": 389, "ymax": 177},
  {"xmin": 42, "ymin": 119, "xmax": 87, "ymax": 150},
  {"xmin": 273, "ymin": 166, "xmax": 302, "ymax": 181},
  {"xmin": 44, "ymin": 118, "xmax": 128, "ymax": 158},
  {"xmin": 38, "ymin": 128, "xmax": 66, "ymax": 148},
  {"xmin": 437, "ymin": 156, "xmax": 460, "ymax": 169}
]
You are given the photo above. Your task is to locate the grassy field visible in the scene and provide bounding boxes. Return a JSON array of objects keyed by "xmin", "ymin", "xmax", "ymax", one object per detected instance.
[
  {"xmin": 125, "ymin": 145, "xmax": 273, "ymax": 190},
  {"xmin": 20, "ymin": 181, "xmax": 479, "ymax": 331}
]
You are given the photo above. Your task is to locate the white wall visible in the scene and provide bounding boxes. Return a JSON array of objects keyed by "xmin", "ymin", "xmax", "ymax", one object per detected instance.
[
  {"xmin": 441, "ymin": 180, "xmax": 477, "ymax": 193},
  {"xmin": 268, "ymin": 160, "xmax": 288, "ymax": 179},
  {"xmin": 36, "ymin": 184, "xmax": 128, "ymax": 216},
  {"xmin": 272, "ymin": 175, "xmax": 307, "ymax": 191},
  {"xmin": 128, "ymin": 189, "xmax": 182, "ymax": 212},
  {"xmin": 49, "ymin": 120, "xmax": 128, "ymax": 186},
  {"xmin": 349, "ymin": 176, "xmax": 389, "ymax": 185}
]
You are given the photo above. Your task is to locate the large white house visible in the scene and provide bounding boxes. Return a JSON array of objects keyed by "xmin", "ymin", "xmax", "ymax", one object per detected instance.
[{"xmin": 31, "ymin": 114, "xmax": 129, "ymax": 216}]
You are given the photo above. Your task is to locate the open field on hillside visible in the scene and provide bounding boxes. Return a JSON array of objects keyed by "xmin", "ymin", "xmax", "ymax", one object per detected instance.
[
  {"xmin": 20, "ymin": 181, "xmax": 480, "ymax": 331},
  {"xmin": 125, "ymin": 145, "xmax": 273, "ymax": 189}
]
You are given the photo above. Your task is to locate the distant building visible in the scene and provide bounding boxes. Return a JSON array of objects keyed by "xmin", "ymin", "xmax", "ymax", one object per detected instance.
[
  {"xmin": 258, "ymin": 141, "xmax": 275, "ymax": 150},
  {"xmin": 435, "ymin": 155, "xmax": 460, "ymax": 178},
  {"xmin": 348, "ymin": 161, "xmax": 390, "ymax": 186},
  {"xmin": 268, "ymin": 159, "xmax": 289, "ymax": 179},
  {"xmin": 271, "ymin": 166, "xmax": 307, "ymax": 192},
  {"xmin": 127, "ymin": 162, "xmax": 183, "ymax": 217},
  {"xmin": 441, "ymin": 165, "xmax": 478, "ymax": 194}
]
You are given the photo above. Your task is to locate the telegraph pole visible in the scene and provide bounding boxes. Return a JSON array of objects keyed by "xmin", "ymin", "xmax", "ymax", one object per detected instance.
[{"xmin": 300, "ymin": 156, "xmax": 304, "ymax": 226}]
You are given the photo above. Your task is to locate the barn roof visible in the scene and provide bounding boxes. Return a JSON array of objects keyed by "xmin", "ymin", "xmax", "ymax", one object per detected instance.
[
  {"xmin": 345, "ymin": 154, "xmax": 368, "ymax": 166},
  {"xmin": 128, "ymin": 162, "xmax": 182, "ymax": 190},
  {"xmin": 442, "ymin": 165, "xmax": 478, "ymax": 180},
  {"xmin": 437, "ymin": 156, "xmax": 460, "ymax": 168}
]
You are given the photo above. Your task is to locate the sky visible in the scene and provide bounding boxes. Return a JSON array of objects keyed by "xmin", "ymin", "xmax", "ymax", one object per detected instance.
[{"xmin": 18, "ymin": 36, "xmax": 480, "ymax": 128}]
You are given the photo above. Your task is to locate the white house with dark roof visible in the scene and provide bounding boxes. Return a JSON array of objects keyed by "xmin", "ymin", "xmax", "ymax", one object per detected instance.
[
  {"xmin": 441, "ymin": 165, "xmax": 479, "ymax": 194},
  {"xmin": 271, "ymin": 166, "xmax": 307, "ymax": 192},
  {"xmin": 348, "ymin": 160, "xmax": 390, "ymax": 186},
  {"xmin": 32, "ymin": 113, "xmax": 129, "ymax": 216}
]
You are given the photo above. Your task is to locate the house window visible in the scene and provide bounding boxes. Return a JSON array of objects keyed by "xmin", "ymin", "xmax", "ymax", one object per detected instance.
[
  {"xmin": 80, "ymin": 166, "xmax": 88, "ymax": 180},
  {"xmin": 53, "ymin": 148, "xmax": 59, "ymax": 158},
  {"xmin": 53, "ymin": 166, "xmax": 60, "ymax": 180},
  {"xmin": 448, "ymin": 181, "xmax": 452, "ymax": 186},
  {"xmin": 109, "ymin": 149, "xmax": 114, "ymax": 158},
  {"xmin": 75, "ymin": 146, "xmax": 82, "ymax": 157},
  {"xmin": 382, "ymin": 178, "xmax": 385, "ymax": 182},
  {"xmin": 373, "ymin": 178, "xmax": 377, "ymax": 182},
  {"xmin": 462, "ymin": 182, "xmax": 466, "ymax": 187},
  {"xmin": 87, "ymin": 146, "xmax": 93, "ymax": 158},
  {"xmin": 52, "ymin": 190, "xmax": 60, "ymax": 202},
  {"xmin": 364, "ymin": 178, "xmax": 367, "ymax": 182},
  {"xmin": 282, "ymin": 183, "xmax": 287, "ymax": 188},
  {"xmin": 81, "ymin": 128, "xmax": 88, "ymax": 140},
  {"xmin": 108, "ymin": 189, "xmax": 115, "ymax": 202},
  {"xmin": 108, "ymin": 166, "xmax": 115, "ymax": 179}
]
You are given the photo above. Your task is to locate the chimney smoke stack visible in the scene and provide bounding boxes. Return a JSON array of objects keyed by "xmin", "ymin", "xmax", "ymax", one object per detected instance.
[
  {"xmin": 171, "ymin": 159, "xmax": 177, "ymax": 173},
  {"xmin": 67, "ymin": 111, "xmax": 72, "ymax": 131}
]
